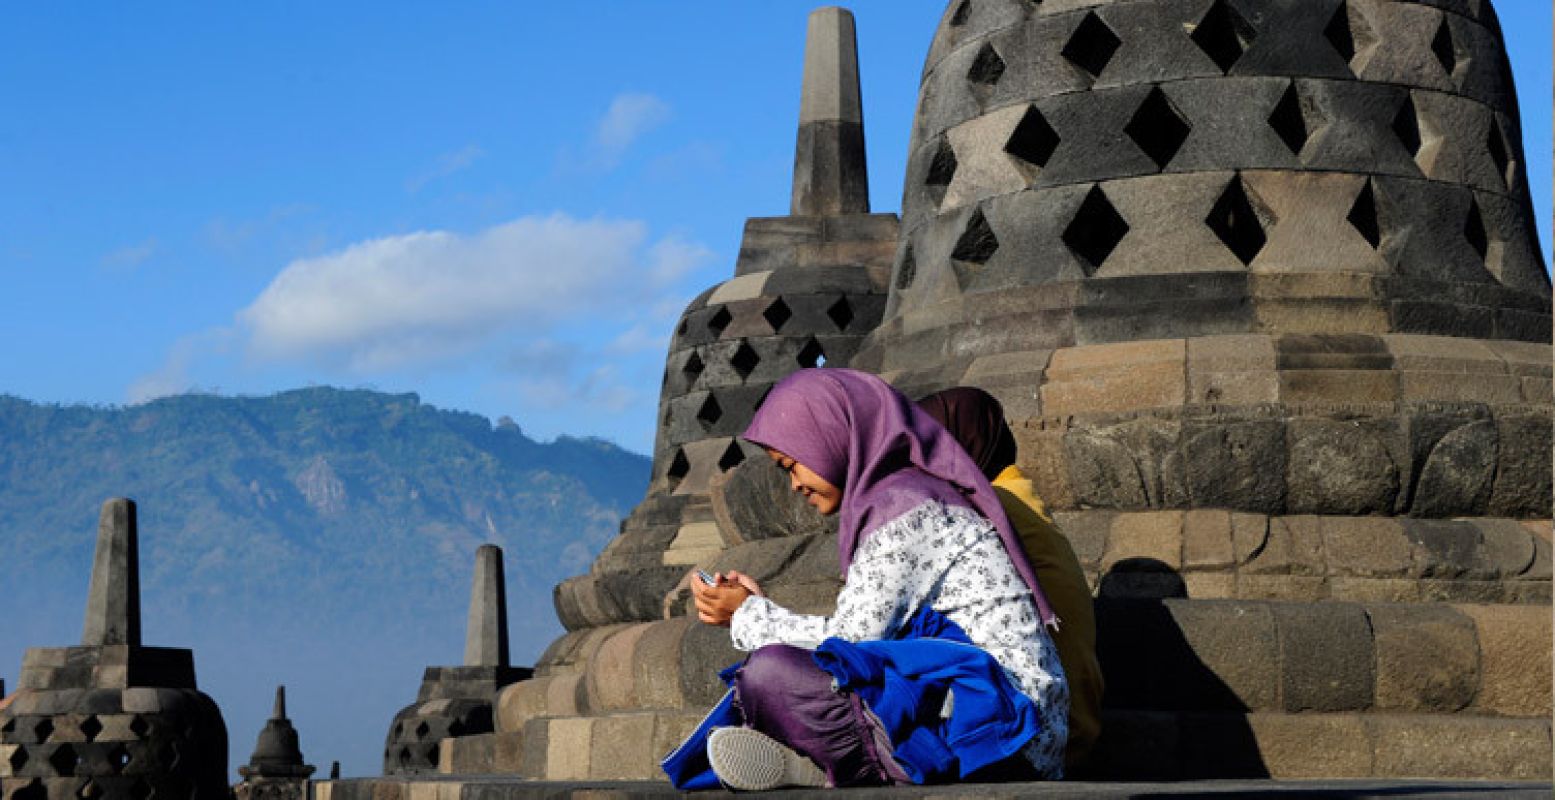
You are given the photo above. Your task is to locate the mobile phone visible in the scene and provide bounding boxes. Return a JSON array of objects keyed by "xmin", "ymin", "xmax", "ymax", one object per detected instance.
[{"xmin": 696, "ymin": 569, "xmax": 719, "ymax": 587}]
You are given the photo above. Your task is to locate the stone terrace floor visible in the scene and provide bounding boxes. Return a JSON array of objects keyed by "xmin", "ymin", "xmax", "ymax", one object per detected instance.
[{"xmin": 322, "ymin": 777, "xmax": 1552, "ymax": 800}]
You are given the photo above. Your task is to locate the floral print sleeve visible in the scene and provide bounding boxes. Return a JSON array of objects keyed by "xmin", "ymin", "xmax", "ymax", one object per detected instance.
[{"xmin": 730, "ymin": 502, "xmax": 969, "ymax": 651}]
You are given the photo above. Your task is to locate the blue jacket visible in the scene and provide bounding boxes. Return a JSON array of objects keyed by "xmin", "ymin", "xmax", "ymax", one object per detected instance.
[{"xmin": 812, "ymin": 610, "xmax": 1040, "ymax": 783}]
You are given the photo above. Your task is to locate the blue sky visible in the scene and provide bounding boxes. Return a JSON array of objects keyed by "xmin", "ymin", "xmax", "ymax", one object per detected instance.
[{"xmin": 1, "ymin": 2, "xmax": 1549, "ymax": 456}]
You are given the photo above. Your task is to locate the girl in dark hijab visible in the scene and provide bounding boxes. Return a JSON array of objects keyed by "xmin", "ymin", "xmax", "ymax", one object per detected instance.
[
  {"xmin": 689, "ymin": 370, "xmax": 1068, "ymax": 789},
  {"xmin": 916, "ymin": 386, "xmax": 1103, "ymax": 769}
]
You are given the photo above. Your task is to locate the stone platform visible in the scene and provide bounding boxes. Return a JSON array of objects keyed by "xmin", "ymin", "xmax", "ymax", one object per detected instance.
[{"xmin": 319, "ymin": 776, "xmax": 1553, "ymax": 800}]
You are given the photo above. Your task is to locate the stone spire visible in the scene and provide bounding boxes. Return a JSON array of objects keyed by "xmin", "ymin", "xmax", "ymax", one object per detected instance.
[
  {"xmin": 239, "ymin": 686, "xmax": 314, "ymax": 779},
  {"xmin": 791, "ymin": 6, "xmax": 869, "ymax": 216},
  {"xmin": 464, "ymin": 544, "xmax": 509, "ymax": 667},
  {"xmin": 82, "ymin": 497, "xmax": 141, "ymax": 647}
]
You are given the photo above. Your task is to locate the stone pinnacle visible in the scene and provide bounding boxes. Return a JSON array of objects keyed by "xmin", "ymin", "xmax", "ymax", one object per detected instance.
[
  {"xmin": 82, "ymin": 498, "xmax": 142, "ymax": 647},
  {"xmin": 464, "ymin": 544, "xmax": 510, "ymax": 667},
  {"xmin": 273, "ymin": 685, "xmax": 287, "ymax": 719},
  {"xmin": 791, "ymin": 6, "xmax": 869, "ymax": 216}
]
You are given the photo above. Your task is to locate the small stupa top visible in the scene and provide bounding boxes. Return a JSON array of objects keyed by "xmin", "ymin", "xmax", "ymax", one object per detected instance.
[
  {"xmin": 465, "ymin": 544, "xmax": 509, "ymax": 668},
  {"xmin": 83, "ymin": 497, "xmax": 142, "ymax": 648},
  {"xmin": 239, "ymin": 685, "xmax": 315, "ymax": 779}
]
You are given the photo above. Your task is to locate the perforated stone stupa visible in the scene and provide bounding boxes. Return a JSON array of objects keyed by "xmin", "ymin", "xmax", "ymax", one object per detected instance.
[
  {"xmin": 0, "ymin": 499, "xmax": 230, "ymax": 800},
  {"xmin": 476, "ymin": 0, "xmax": 1550, "ymax": 782},
  {"xmin": 550, "ymin": 6, "xmax": 896, "ymax": 636},
  {"xmin": 383, "ymin": 545, "xmax": 529, "ymax": 775}
]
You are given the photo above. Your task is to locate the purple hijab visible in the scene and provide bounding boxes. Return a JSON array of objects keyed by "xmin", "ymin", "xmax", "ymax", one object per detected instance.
[{"xmin": 743, "ymin": 369, "xmax": 1057, "ymax": 630}]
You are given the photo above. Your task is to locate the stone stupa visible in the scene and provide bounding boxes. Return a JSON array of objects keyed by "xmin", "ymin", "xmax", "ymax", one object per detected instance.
[{"xmin": 0, "ymin": 499, "xmax": 230, "ymax": 800}]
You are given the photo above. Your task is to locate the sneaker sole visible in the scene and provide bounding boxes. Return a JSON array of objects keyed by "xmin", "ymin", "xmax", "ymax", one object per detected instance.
[{"xmin": 707, "ymin": 727, "xmax": 826, "ymax": 791}]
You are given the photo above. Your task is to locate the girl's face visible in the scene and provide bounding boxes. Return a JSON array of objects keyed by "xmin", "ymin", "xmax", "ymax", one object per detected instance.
[{"xmin": 766, "ymin": 448, "xmax": 842, "ymax": 516}]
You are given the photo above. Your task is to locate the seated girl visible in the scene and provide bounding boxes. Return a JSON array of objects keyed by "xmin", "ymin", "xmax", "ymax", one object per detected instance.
[
  {"xmin": 688, "ymin": 369, "xmax": 1069, "ymax": 789},
  {"xmin": 917, "ymin": 386, "xmax": 1103, "ymax": 769}
]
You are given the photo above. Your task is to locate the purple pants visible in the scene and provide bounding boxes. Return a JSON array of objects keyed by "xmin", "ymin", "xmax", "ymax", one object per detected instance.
[{"xmin": 733, "ymin": 644, "xmax": 908, "ymax": 787}]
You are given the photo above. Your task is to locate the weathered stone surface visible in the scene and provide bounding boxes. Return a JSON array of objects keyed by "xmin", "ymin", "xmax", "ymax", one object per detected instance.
[
  {"xmin": 1285, "ymin": 418, "xmax": 1399, "ymax": 515},
  {"xmin": 1271, "ymin": 602, "xmax": 1374, "ymax": 713},
  {"xmin": 1457, "ymin": 604, "xmax": 1553, "ymax": 717},
  {"xmin": 709, "ymin": 458, "xmax": 838, "ymax": 544},
  {"xmin": 465, "ymin": 545, "xmax": 509, "ymax": 668},
  {"xmin": 1367, "ymin": 604, "xmax": 1478, "ymax": 713},
  {"xmin": 82, "ymin": 499, "xmax": 140, "ymax": 648},
  {"xmin": 1321, "ymin": 518, "xmax": 1412, "ymax": 579},
  {"xmin": 1183, "ymin": 419, "xmax": 1287, "ymax": 513},
  {"xmin": 1369, "ymin": 715, "xmax": 1553, "ymax": 780},
  {"xmin": 1410, "ymin": 419, "xmax": 1498, "ymax": 516},
  {"xmin": 1245, "ymin": 713, "xmax": 1372, "ymax": 779}
]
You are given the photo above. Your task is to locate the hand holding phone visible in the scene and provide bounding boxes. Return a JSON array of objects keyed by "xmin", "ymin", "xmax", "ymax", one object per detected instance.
[{"xmin": 696, "ymin": 569, "xmax": 719, "ymax": 587}]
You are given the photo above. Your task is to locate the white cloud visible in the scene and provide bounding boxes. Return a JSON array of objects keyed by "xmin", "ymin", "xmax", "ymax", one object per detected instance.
[
  {"xmin": 514, "ymin": 364, "xmax": 639, "ymax": 414},
  {"xmin": 237, "ymin": 213, "xmax": 713, "ymax": 372},
  {"xmin": 101, "ymin": 238, "xmax": 158, "ymax": 271},
  {"xmin": 590, "ymin": 93, "xmax": 671, "ymax": 169},
  {"xmin": 405, "ymin": 144, "xmax": 485, "ymax": 193}
]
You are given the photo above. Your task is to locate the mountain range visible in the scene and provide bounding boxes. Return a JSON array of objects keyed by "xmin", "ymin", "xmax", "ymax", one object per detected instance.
[{"xmin": 0, "ymin": 387, "xmax": 649, "ymax": 777}]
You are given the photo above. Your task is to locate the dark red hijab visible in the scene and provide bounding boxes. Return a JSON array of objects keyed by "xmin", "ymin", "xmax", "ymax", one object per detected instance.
[{"xmin": 916, "ymin": 387, "xmax": 1018, "ymax": 481}]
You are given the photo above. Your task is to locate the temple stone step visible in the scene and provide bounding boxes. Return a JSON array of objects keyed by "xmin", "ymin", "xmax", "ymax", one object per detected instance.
[
  {"xmin": 437, "ymin": 709, "xmax": 1550, "ymax": 783},
  {"xmin": 501, "ymin": 600, "xmax": 1550, "ymax": 737}
]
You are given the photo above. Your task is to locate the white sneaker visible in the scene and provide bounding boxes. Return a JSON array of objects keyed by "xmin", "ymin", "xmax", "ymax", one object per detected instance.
[{"xmin": 707, "ymin": 726, "xmax": 828, "ymax": 791}]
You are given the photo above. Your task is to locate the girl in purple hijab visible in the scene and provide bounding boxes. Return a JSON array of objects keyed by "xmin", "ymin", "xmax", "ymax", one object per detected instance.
[{"xmin": 691, "ymin": 369, "xmax": 1070, "ymax": 789}]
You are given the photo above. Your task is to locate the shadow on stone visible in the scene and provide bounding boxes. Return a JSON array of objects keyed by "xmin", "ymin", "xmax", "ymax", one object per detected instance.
[{"xmin": 1081, "ymin": 558, "xmax": 1269, "ymax": 780}]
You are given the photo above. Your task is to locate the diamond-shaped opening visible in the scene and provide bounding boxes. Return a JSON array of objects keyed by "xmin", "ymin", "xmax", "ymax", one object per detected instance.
[
  {"xmin": 951, "ymin": 208, "xmax": 999, "ymax": 265},
  {"xmin": 1062, "ymin": 11, "xmax": 1121, "ymax": 80},
  {"xmin": 1062, "ymin": 186, "xmax": 1130, "ymax": 275},
  {"xmin": 1005, "ymin": 105, "xmax": 1060, "ymax": 179},
  {"xmin": 717, "ymin": 441, "xmax": 746, "ymax": 472},
  {"xmin": 13, "ymin": 779, "xmax": 46, "ymax": 800},
  {"xmin": 1268, "ymin": 82, "xmax": 1312, "ymax": 157},
  {"xmin": 1392, "ymin": 94, "xmax": 1422, "ymax": 158},
  {"xmin": 1206, "ymin": 175, "xmax": 1272, "ymax": 266},
  {"xmin": 1189, "ymin": 0, "xmax": 1257, "ymax": 74},
  {"xmin": 1125, "ymin": 86, "xmax": 1191, "ymax": 170},
  {"xmin": 895, "ymin": 246, "xmax": 917, "ymax": 291},
  {"xmin": 1, "ymin": 717, "xmax": 14, "ymax": 735},
  {"xmin": 1324, "ymin": 1, "xmax": 1355, "ymax": 64},
  {"xmin": 33, "ymin": 718, "xmax": 54, "ymax": 743},
  {"xmin": 696, "ymin": 394, "xmax": 724, "ymax": 430},
  {"xmin": 797, "ymin": 339, "xmax": 827, "ymax": 369},
  {"xmin": 826, "ymin": 298, "xmax": 854, "ymax": 331},
  {"xmin": 107, "ymin": 744, "xmax": 131, "ymax": 776},
  {"xmin": 446, "ymin": 720, "xmax": 467, "ymax": 738},
  {"xmin": 1487, "ymin": 122, "xmax": 1512, "ymax": 187},
  {"xmin": 79, "ymin": 716, "xmax": 103, "ymax": 743},
  {"xmin": 967, "ymin": 43, "xmax": 1006, "ymax": 89},
  {"xmin": 666, "ymin": 449, "xmax": 691, "ymax": 484},
  {"xmin": 950, "ymin": 0, "xmax": 972, "ymax": 27},
  {"xmin": 397, "ymin": 746, "xmax": 412, "ymax": 769},
  {"xmin": 707, "ymin": 306, "xmax": 733, "ymax": 337},
  {"xmin": 128, "ymin": 715, "xmax": 151, "ymax": 740},
  {"xmin": 1431, "ymin": 17, "xmax": 1457, "ymax": 78},
  {"xmin": 76, "ymin": 780, "xmax": 102, "ymax": 800},
  {"xmin": 48, "ymin": 743, "xmax": 78, "ymax": 777},
  {"xmin": 730, "ymin": 341, "xmax": 761, "ymax": 380},
  {"xmin": 413, "ymin": 721, "xmax": 430, "ymax": 739},
  {"xmin": 129, "ymin": 780, "xmax": 154, "ymax": 800},
  {"xmin": 676, "ymin": 318, "xmax": 688, "ymax": 338},
  {"xmin": 1348, "ymin": 180, "xmax": 1381, "ymax": 249},
  {"xmin": 1464, "ymin": 197, "xmax": 1489, "ymax": 262},
  {"xmin": 682, "ymin": 350, "xmax": 705, "ymax": 381},
  {"xmin": 7, "ymin": 744, "xmax": 28, "ymax": 772},
  {"xmin": 925, "ymin": 137, "xmax": 957, "ymax": 207},
  {"xmin": 762, "ymin": 298, "xmax": 792, "ymax": 332},
  {"xmin": 428, "ymin": 743, "xmax": 441, "ymax": 768}
]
